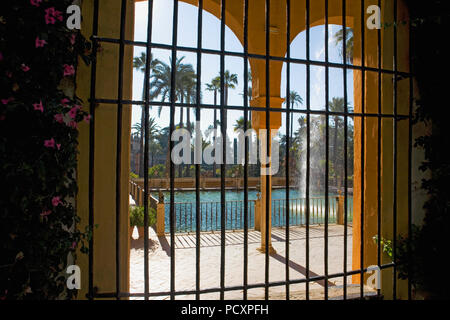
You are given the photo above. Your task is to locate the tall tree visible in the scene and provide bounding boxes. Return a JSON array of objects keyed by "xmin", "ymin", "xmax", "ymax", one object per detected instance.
[
  {"xmin": 213, "ymin": 70, "xmax": 238, "ymax": 130},
  {"xmin": 287, "ymin": 90, "xmax": 303, "ymax": 144},
  {"xmin": 133, "ymin": 52, "xmax": 159, "ymax": 177},
  {"xmin": 150, "ymin": 56, "xmax": 196, "ymax": 178},
  {"xmin": 329, "ymin": 97, "xmax": 348, "ymax": 190},
  {"xmin": 205, "ymin": 77, "xmax": 221, "ymax": 177},
  {"xmin": 233, "ymin": 116, "xmax": 252, "ymax": 132},
  {"xmin": 333, "ymin": 27, "xmax": 354, "ymax": 64},
  {"xmin": 150, "ymin": 56, "xmax": 195, "ymax": 125}
]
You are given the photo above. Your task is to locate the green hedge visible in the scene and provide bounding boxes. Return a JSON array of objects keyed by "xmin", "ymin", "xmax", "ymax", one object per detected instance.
[{"xmin": 129, "ymin": 206, "xmax": 157, "ymax": 227}]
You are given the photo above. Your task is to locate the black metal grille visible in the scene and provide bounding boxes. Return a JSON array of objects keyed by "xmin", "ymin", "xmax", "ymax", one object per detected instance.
[{"xmin": 87, "ymin": 0, "xmax": 413, "ymax": 300}]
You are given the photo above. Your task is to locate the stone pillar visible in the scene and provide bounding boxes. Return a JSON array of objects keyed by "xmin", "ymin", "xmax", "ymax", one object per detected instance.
[{"xmin": 252, "ymin": 96, "xmax": 283, "ymax": 254}]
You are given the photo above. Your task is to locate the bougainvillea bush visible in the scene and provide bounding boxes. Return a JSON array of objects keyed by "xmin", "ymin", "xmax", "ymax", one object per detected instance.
[{"xmin": 0, "ymin": 1, "xmax": 92, "ymax": 299}]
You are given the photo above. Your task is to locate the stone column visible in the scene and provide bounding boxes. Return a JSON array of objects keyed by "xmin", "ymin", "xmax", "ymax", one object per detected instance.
[{"xmin": 252, "ymin": 96, "xmax": 284, "ymax": 254}]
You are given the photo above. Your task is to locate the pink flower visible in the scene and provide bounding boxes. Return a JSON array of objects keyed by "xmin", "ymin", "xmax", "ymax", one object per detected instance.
[
  {"xmin": 30, "ymin": 0, "xmax": 42, "ymax": 7},
  {"xmin": 60, "ymin": 98, "xmax": 70, "ymax": 106},
  {"xmin": 44, "ymin": 7, "xmax": 61, "ymax": 24},
  {"xmin": 45, "ymin": 15, "xmax": 55, "ymax": 25},
  {"xmin": 56, "ymin": 143, "xmax": 61, "ymax": 150},
  {"xmin": 33, "ymin": 100, "xmax": 44, "ymax": 112},
  {"xmin": 70, "ymin": 34, "xmax": 77, "ymax": 45},
  {"xmin": 40, "ymin": 210, "xmax": 52, "ymax": 217},
  {"xmin": 21, "ymin": 64, "xmax": 30, "ymax": 72},
  {"xmin": 68, "ymin": 107, "xmax": 78, "ymax": 119},
  {"xmin": 68, "ymin": 121, "xmax": 78, "ymax": 129},
  {"xmin": 55, "ymin": 10, "xmax": 63, "ymax": 22},
  {"xmin": 63, "ymin": 64, "xmax": 75, "ymax": 77},
  {"xmin": 54, "ymin": 113, "xmax": 64, "ymax": 123},
  {"xmin": 35, "ymin": 37, "xmax": 47, "ymax": 48},
  {"xmin": 51, "ymin": 196, "xmax": 62, "ymax": 207},
  {"xmin": 6, "ymin": 71, "xmax": 12, "ymax": 78},
  {"xmin": 2, "ymin": 97, "xmax": 14, "ymax": 105},
  {"xmin": 0, "ymin": 290, "xmax": 7, "ymax": 300},
  {"xmin": 44, "ymin": 138, "xmax": 55, "ymax": 148},
  {"xmin": 71, "ymin": 241, "xmax": 77, "ymax": 249},
  {"xmin": 84, "ymin": 115, "xmax": 92, "ymax": 123}
]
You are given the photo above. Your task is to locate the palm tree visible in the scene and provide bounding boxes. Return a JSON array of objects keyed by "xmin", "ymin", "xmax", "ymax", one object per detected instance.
[
  {"xmin": 131, "ymin": 117, "xmax": 160, "ymax": 175},
  {"xmin": 150, "ymin": 56, "xmax": 196, "ymax": 126},
  {"xmin": 133, "ymin": 52, "xmax": 159, "ymax": 177},
  {"xmin": 222, "ymin": 70, "xmax": 238, "ymax": 129},
  {"xmin": 287, "ymin": 90, "xmax": 303, "ymax": 143},
  {"xmin": 233, "ymin": 116, "xmax": 251, "ymax": 132},
  {"xmin": 328, "ymin": 97, "xmax": 347, "ymax": 189},
  {"xmin": 212, "ymin": 70, "xmax": 238, "ymax": 129},
  {"xmin": 205, "ymin": 77, "xmax": 221, "ymax": 177},
  {"xmin": 150, "ymin": 56, "xmax": 196, "ymax": 178},
  {"xmin": 240, "ymin": 72, "xmax": 253, "ymax": 124},
  {"xmin": 205, "ymin": 77, "xmax": 221, "ymax": 133},
  {"xmin": 333, "ymin": 27, "xmax": 354, "ymax": 64},
  {"xmin": 131, "ymin": 117, "xmax": 159, "ymax": 143},
  {"xmin": 183, "ymin": 76, "xmax": 197, "ymax": 134}
]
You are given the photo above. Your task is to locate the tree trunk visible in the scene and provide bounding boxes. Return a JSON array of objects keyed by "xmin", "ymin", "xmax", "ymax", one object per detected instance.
[
  {"xmin": 186, "ymin": 96, "xmax": 191, "ymax": 177},
  {"xmin": 139, "ymin": 106, "xmax": 145, "ymax": 177},
  {"xmin": 333, "ymin": 117, "xmax": 339, "ymax": 190},
  {"xmin": 178, "ymin": 95, "xmax": 184, "ymax": 178}
]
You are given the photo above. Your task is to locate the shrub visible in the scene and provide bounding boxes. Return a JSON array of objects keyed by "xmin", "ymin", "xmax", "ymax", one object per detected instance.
[
  {"xmin": 129, "ymin": 206, "xmax": 156, "ymax": 227},
  {"xmin": 130, "ymin": 172, "xmax": 139, "ymax": 180}
]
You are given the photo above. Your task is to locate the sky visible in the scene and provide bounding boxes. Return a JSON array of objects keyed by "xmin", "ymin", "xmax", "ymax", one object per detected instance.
[{"xmin": 131, "ymin": 0, "xmax": 354, "ymax": 140}]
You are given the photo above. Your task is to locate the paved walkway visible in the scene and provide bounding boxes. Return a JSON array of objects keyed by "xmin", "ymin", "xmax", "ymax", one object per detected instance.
[{"xmin": 130, "ymin": 225, "xmax": 361, "ymax": 300}]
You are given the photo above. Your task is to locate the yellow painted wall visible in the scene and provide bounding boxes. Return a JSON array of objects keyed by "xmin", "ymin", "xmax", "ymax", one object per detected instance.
[{"xmin": 76, "ymin": 0, "xmax": 135, "ymax": 299}]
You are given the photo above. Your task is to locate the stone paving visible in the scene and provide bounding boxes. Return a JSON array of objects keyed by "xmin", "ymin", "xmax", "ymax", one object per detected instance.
[{"xmin": 129, "ymin": 225, "xmax": 363, "ymax": 300}]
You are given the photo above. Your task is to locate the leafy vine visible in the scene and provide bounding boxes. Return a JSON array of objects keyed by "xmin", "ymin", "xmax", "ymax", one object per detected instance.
[{"xmin": 0, "ymin": 0, "xmax": 92, "ymax": 300}]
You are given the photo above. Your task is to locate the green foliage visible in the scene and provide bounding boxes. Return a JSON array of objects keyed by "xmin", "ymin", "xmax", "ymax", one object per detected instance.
[
  {"xmin": 0, "ymin": 1, "xmax": 92, "ymax": 299},
  {"xmin": 130, "ymin": 172, "xmax": 139, "ymax": 180},
  {"xmin": 129, "ymin": 206, "xmax": 156, "ymax": 227},
  {"xmin": 148, "ymin": 164, "xmax": 166, "ymax": 178},
  {"xmin": 372, "ymin": 236, "xmax": 393, "ymax": 259}
]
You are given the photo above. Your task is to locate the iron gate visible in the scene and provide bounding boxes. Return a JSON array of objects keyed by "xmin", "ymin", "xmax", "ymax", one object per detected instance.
[{"xmin": 86, "ymin": 0, "xmax": 414, "ymax": 300}]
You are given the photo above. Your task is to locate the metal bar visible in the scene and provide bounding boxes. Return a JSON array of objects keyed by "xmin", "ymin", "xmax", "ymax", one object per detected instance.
[
  {"xmin": 93, "ymin": 36, "xmax": 412, "ymax": 78},
  {"xmin": 169, "ymin": 0, "xmax": 179, "ymax": 300},
  {"xmin": 87, "ymin": 0, "xmax": 99, "ymax": 301},
  {"xmin": 264, "ymin": 0, "xmax": 271, "ymax": 300},
  {"xmin": 143, "ymin": 0, "xmax": 155, "ymax": 301},
  {"xmin": 90, "ymin": 98, "xmax": 411, "ymax": 120},
  {"xmin": 376, "ymin": 0, "xmax": 382, "ymax": 299},
  {"xmin": 305, "ymin": 0, "xmax": 311, "ymax": 299},
  {"xmin": 324, "ymin": 0, "xmax": 329, "ymax": 300},
  {"xmin": 219, "ymin": 0, "xmax": 226, "ymax": 300},
  {"xmin": 95, "ymin": 263, "xmax": 396, "ymax": 299},
  {"xmin": 407, "ymin": 10, "xmax": 414, "ymax": 301},
  {"xmin": 393, "ymin": 0, "xmax": 398, "ymax": 300},
  {"xmin": 360, "ymin": 0, "xmax": 366, "ymax": 299},
  {"xmin": 342, "ymin": 0, "xmax": 349, "ymax": 300},
  {"xmin": 114, "ymin": 0, "xmax": 127, "ymax": 300}
]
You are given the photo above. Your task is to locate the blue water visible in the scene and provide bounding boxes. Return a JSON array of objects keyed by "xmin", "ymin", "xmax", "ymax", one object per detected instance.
[{"xmin": 153, "ymin": 189, "xmax": 353, "ymax": 233}]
